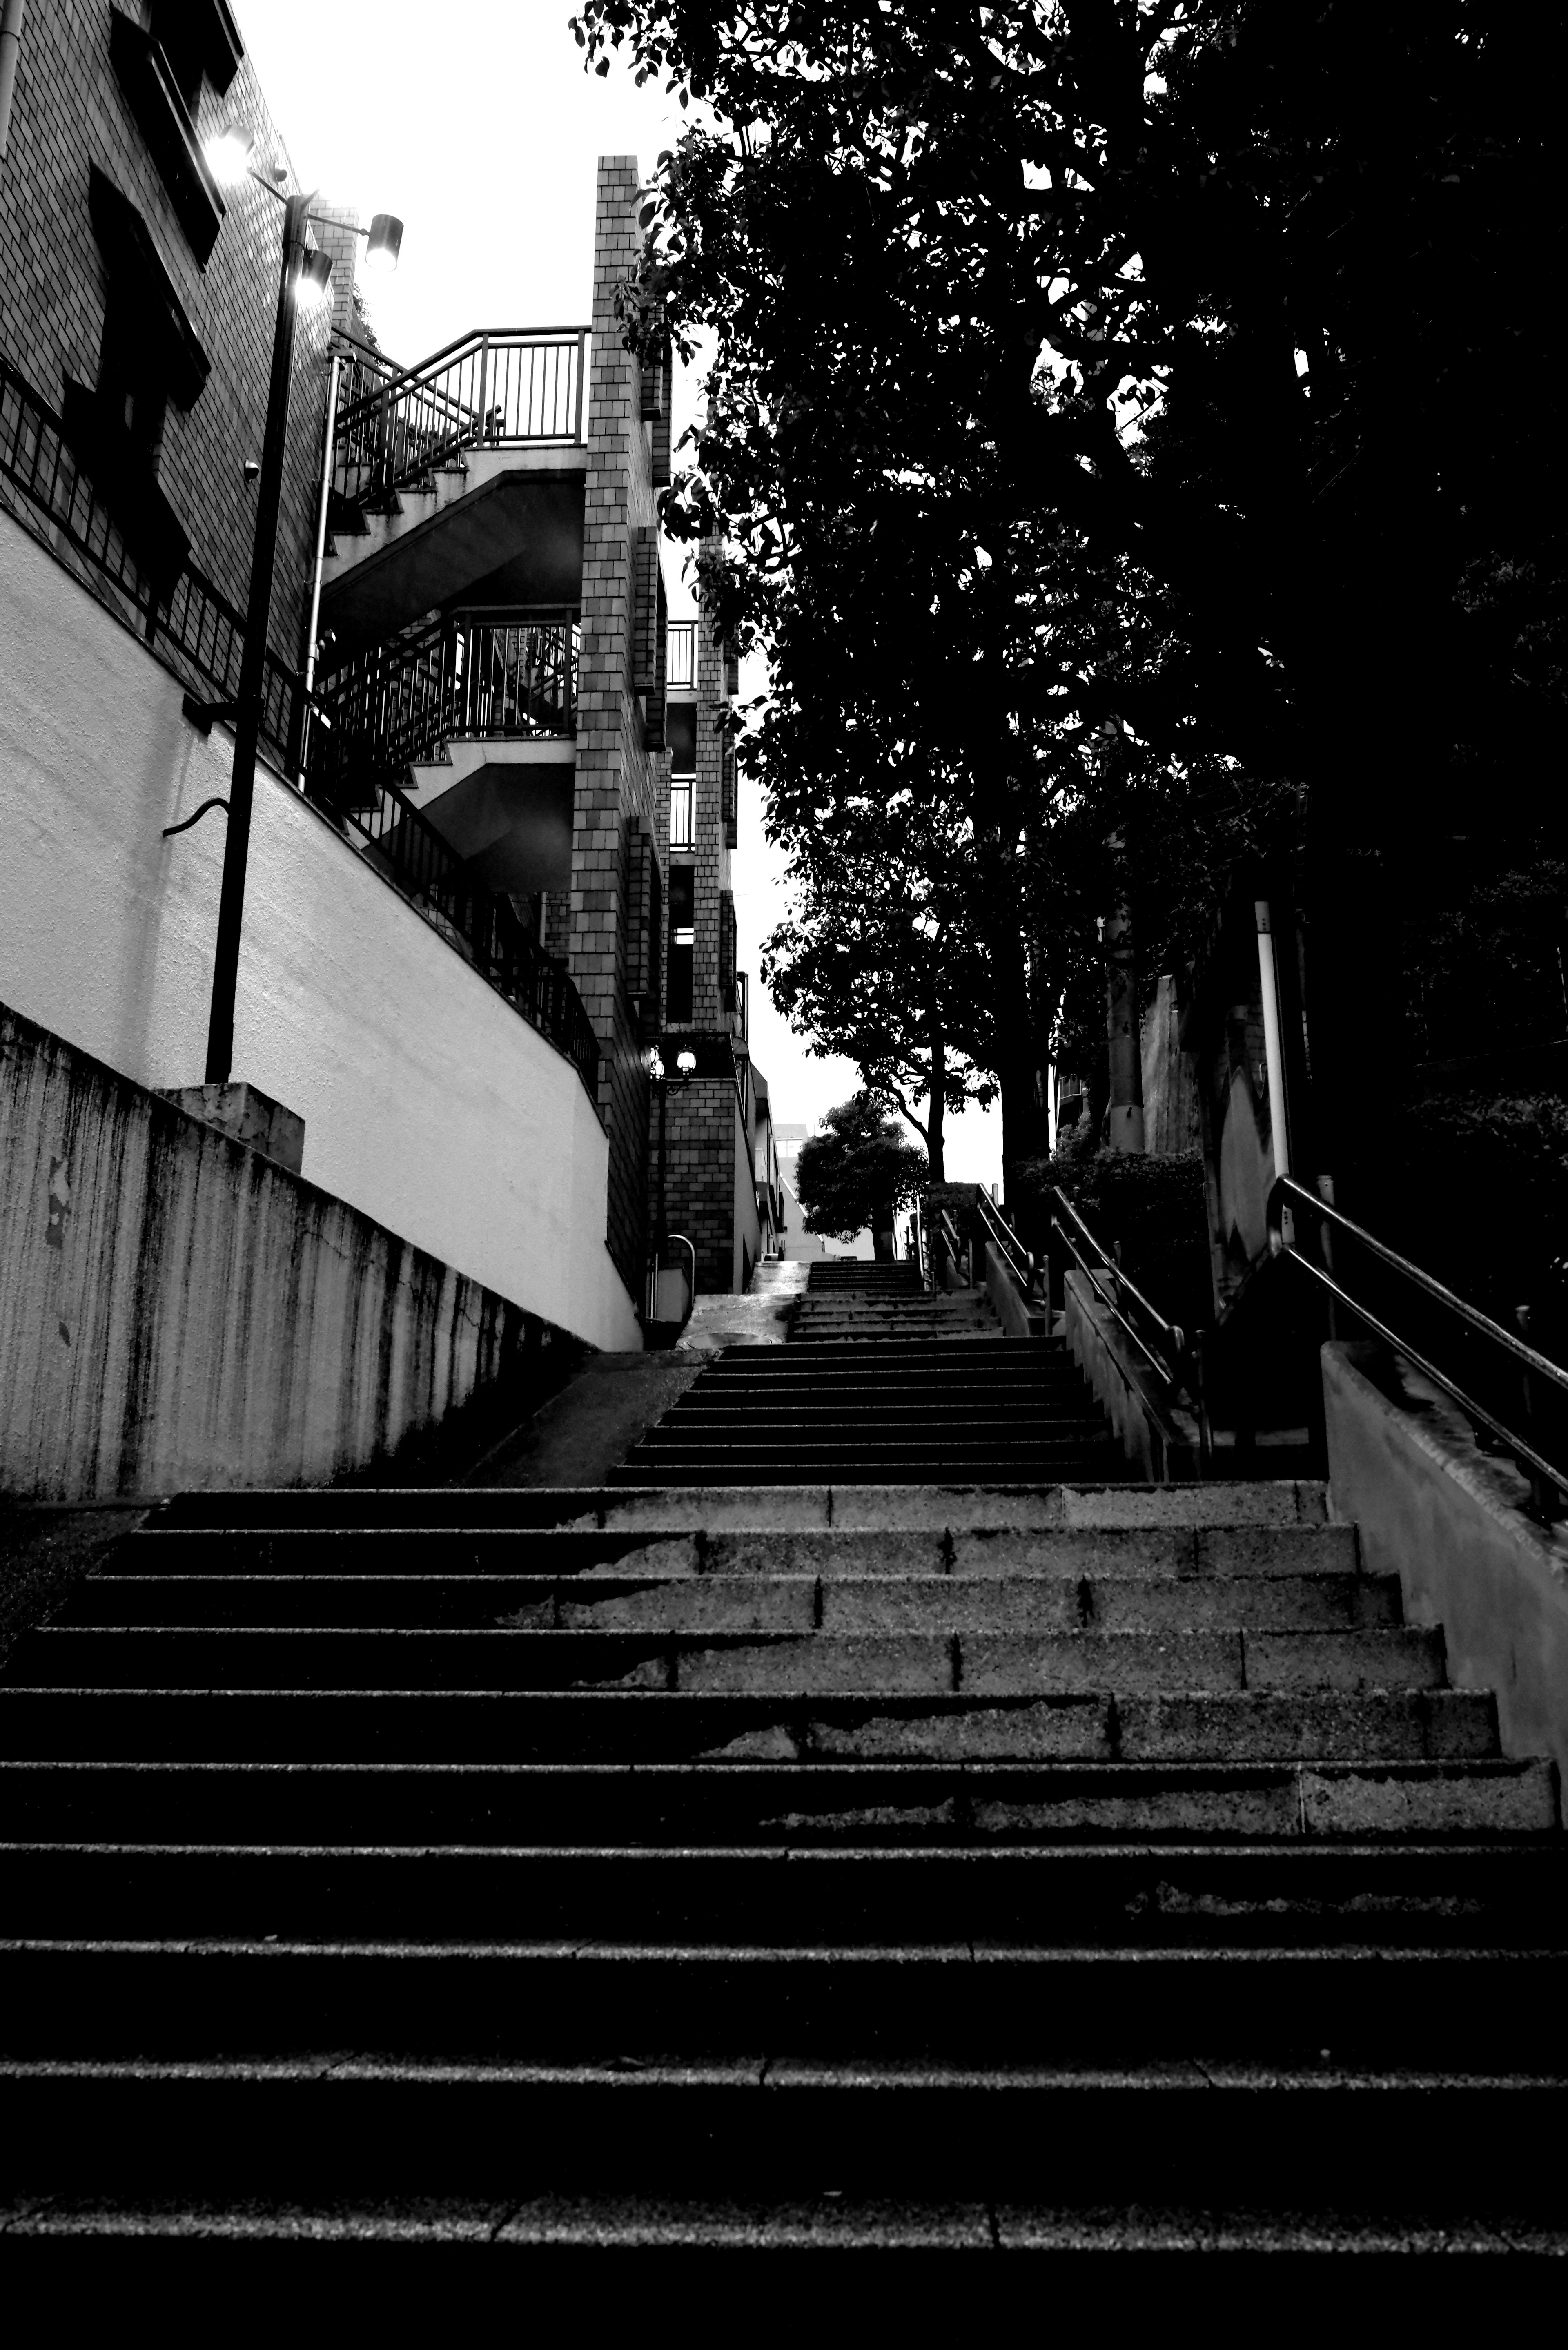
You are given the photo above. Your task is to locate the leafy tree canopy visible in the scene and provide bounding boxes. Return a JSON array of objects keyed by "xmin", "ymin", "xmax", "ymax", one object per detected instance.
[{"xmin": 795, "ymin": 1093, "xmax": 928, "ymax": 1249}]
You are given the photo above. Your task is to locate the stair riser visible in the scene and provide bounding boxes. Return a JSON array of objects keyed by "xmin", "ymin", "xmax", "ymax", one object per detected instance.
[
  {"xmin": 2, "ymin": 1949, "xmax": 1563, "ymax": 2067},
  {"xmin": 106, "ymin": 1526, "xmax": 1359, "ymax": 1580},
  {"xmin": 143, "ymin": 1484, "xmax": 1329, "ymax": 1534},
  {"xmin": 60, "ymin": 1573, "xmax": 1399, "ymax": 1635},
  {"xmin": 0, "ymin": 1687, "xmax": 1498, "ymax": 1763},
  {"xmin": 3, "ymin": 2078, "xmax": 1562, "ymax": 2210},
  {"xmin": 2, "ymin": 1761, "xmax": 1552, "ymax": 1846},
  {"xmin": 12, "ymin": 1626, "xmax": 1446, "ymax": 1697}
]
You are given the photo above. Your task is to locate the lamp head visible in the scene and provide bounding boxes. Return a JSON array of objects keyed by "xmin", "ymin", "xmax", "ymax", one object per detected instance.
[
  {"xmin": 204, "ymin": 120, "xmax": 255, "ymax": 187},
  {"xmin": 363, "ymin": 213, "xmax": 404, "ymax": 275},
  {"xmin": 676, "ymin": 1050, "xmax": 697, "ymax": 1076},
  {"xmin": 295, "ymin": 246, "xmax": 334, "ymax": 308}
]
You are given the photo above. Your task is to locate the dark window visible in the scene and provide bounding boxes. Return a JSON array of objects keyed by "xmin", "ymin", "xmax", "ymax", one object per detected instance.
[
  {"xmin": 667, "ymin": 865, "xmax": 695, "ymax": 1024},
  {"xmin": 668, "ymin": 701, "xmax": 696, "ymax": 776},
  {"xmin": 98, "ymin": 290, "xmax": 169, "ymax": 466}
]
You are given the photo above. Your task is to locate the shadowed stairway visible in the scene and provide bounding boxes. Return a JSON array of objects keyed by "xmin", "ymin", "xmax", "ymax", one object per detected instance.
[{"xmin": 0, "ymin": 1262, "xmax": 1563, "ymax": 2274}]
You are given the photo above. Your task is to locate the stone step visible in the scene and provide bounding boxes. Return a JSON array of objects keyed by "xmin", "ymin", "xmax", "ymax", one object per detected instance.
[
  {"xmin": 0, "ymin": 1685, "xmax": 1500, "ymax": 1763},
  {"xmin": 57, "ymin": 1570, "xmax": 1401, "ymax": 1634},
  {"xmin": 609, "ymin": 1456, "xmax": 1133, "ymax": 1486},
  {"xmin": 3, "ymin": 2193, "xmax": 1559, "ymax": 2263},
  {"xmin": 1, "ymin": 1758, "xmax": 1553, "ymax": 1846}
]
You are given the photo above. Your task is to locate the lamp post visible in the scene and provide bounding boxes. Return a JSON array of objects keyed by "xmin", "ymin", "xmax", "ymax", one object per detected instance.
[{"xmin": 199, "ymin": 121, "xmax": 402, "ymax": 1086}]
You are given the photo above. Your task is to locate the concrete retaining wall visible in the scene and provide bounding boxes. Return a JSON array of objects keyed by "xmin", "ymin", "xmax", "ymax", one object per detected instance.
[
  {"xmin": 1322, "ymin": 1341, "xmax": 1568, "ymax": 1780},
  {"xmin": 0, "ymin": 1006, "xmax": 575, "ymax": 1499},
  {"xmin": 0, "ymin": 507, "xmax": 639, "ymax": 1353}
]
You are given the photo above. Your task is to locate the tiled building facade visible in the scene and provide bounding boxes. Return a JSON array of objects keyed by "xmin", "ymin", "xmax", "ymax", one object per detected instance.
[
  {"xmin": 649, "ymin": 582, "xmax": 771, "ymax": 1295},
  {"xmin": 0, "ymin": 0, "xmax": 329, "ymax": 661},
  {"xmin": 569, "ymin": 154, "xmax": 665, "ymax": 1298}
]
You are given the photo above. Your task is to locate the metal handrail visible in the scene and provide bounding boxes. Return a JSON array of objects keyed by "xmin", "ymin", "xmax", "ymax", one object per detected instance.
[
  {"xmin": 1050, "ymin": 1186, "xmax": 1185, "ymax": 1360},
  {"xmin": 333, "ymin": 326, "xmax": 590, "ymax": 510},
  {"xmin": 334, "ymin": 325, "xmax": 593, "ymax": 426},
  {"xmin": 1053, "ymin": 1217, "xmax": 1182, "ymax": 1389},
  {"xmin": 973, "ymin": 1186, "xmax": 1033, "ymax": 1294},
  {"xmin": 1272, "ymin": 1175, "xmax": 1568, "ymax": 1399},
  {"xmin": 1270, "ymin": 1174, "xmax": 1568, "ymax": 1511}
]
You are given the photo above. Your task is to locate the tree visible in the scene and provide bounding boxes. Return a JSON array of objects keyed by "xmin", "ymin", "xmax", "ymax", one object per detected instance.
[
  {"xmin": 795, "ymin": 1094, "xmax": 928, "ymax": 1258},
  {"xmin": 761, "ymin": 781, "xmax": 997, "ymax": 1180},
  {"xmin": 575, "ymin": 0, "xmax": 1566, "ymax": 1208}
]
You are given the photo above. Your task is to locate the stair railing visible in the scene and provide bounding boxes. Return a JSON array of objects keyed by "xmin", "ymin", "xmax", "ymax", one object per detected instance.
[
  {"xmin": 930, "ymin": 1206, "xmax": 970, "ymax": 1292},
  {"xmin": 973, "ymin": 1188, "xmax": 1037, "ymax": 1302},
  {"xmin": 333, "ymin": 327, "xmax": 590, "ymax": 510},
  {"xmin": 645, "ymin": 1234, "xmax": 697, "ymax": 1331},
  {"xmin": 314, "ymin": 613, "xmax": 579, "ymax": 810},
  {"xmin": 1049, "ymin": 1186, "xmax": 1206, "ymax": 1458},
  {"xmin": 1268, "ymin": 1173, "xmax": 1568, "ymax": 1520}
]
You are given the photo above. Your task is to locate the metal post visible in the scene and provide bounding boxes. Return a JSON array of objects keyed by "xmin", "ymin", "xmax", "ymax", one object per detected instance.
[
  {"xmin": 0, "ymin": 0, "xmax": 26, "ymax": 164},
  {"xmin": 205, "ymin": 191, "xmax": 312, "ymax": 1086},
  {"xmin": 1256, "ymin": 900, "xmax": 1294, "ymax": 1244},
  {"xmin": 299, "ymin": 350, "xmax": 341, "ymax": 785},
  {"xmin": 574, "ymin": 330, "xmax": 588, "ymax": 444}
]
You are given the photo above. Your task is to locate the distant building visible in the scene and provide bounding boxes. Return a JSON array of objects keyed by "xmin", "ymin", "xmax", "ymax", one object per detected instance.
[{"xmin": 646, "ymin": 581, "xmax": 778, "ymax": 1293}]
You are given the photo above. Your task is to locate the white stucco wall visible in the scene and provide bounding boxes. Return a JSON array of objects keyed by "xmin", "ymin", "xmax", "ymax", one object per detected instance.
[{"xmin": 0, "ymin": 507, "xmax": 639, "ymax": 1353}]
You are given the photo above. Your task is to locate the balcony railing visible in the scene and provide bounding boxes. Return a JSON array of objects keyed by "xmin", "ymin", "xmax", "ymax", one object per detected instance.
[
  {"xmin": 669, "ymin": 780, "xmax": 694, "ymax": 852},
  {"xmin": 1, "ymin": 347, "xmax": 304, "ymax": 769},
  {"xmin": 313, "ymin": 611, "xmax": 578, "ymax": 808},
  {"xmin": 1, "ymin": 346, "xmax": 599, "ymax": 1099},
  {"xmin": 343, "ymin": 772, "xmax": 599, "ymax": 1096},
  {"xmin": 666, "ymin": 620, "xmax": 696, "ymax": 688},
  {"xmin": 332, "ymin": 327, "xmax": 590, "ymax": 510}
]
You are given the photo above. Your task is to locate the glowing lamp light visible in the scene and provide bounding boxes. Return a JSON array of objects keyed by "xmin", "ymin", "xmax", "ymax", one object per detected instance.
[
  {"xmin": 676, "ymin": 1050, "xmax": 697, "ymax": 1075},
  {"xmin": 363, "ymin": 213, "xmax": 404, "ymax": 276},
  {"xmin": 295, "ymin": 247, "xmax": 334, "ymax": 308},
  {"xmin": 204, "ymin": 120, "xmax": 255, "ymax": 187}
]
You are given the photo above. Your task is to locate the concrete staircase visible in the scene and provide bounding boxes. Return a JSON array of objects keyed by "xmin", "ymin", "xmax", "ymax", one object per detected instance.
[
  {"xmin": 0, "ymin": 1266, "xmax": 1562, "ymax": 2265},
  {"xmin": 791, "ymin": 1259, "xmax": 1000, "ymax": 1345},
  {"xmin": 618, "ymin": 1259, "xmax": 1122, "ymax": 1485}
]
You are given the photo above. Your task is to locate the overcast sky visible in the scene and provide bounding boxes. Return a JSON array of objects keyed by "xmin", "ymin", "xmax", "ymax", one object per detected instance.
[{"xmin": 238, "ymin": 0, "xmax": 1001, "ymax": 1183}]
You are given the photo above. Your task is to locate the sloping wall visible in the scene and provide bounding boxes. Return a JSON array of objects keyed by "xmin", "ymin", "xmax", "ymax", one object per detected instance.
[
  {"xmin": 0, "ymin": 506, "xmax": 639, "ymax": 1353},
  {"xmin": 0, "ymin": 1006, "xmax": 569, "ymax": 1498}
]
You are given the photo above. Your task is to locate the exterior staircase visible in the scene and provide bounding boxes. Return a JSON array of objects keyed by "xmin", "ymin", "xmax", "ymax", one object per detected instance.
[{"xmin": 0, "ymin": 1264, "xmax": 1562, "ymax": 2266}]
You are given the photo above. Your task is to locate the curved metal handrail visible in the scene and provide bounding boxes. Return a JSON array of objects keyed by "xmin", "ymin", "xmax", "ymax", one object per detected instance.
[
  {"xmin": 1269, "ymin": 1174, "xmax": 1567, "ymax": 1511},
  {"xmin": 973, "ymin": 1186, "xmax": 1033, "ymax": 1295},
  {"xmin": 1049, "ymin": 1186, "xmax": 1185, "ymax": 1362}
]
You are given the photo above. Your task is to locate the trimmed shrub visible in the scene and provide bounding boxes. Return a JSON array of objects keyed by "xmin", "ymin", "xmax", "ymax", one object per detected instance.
[{"xmin": 1014, "ymin": 1148, "xmax": 1211, "ymax": 1336}]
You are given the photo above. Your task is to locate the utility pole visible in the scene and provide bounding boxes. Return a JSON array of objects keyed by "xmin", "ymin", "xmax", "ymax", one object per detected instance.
[{"xmin": 1103, "ymin": 842, "xmax": 1144, "ymax": 1154}]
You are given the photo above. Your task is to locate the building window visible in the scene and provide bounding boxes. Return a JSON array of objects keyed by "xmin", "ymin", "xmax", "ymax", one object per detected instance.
[
  {"xmin": 669, "ymin": 781, "xmax": 693, "ymax": 852},
  {"xmin": 667, "ymin": 865, "xmax": 695, "ymax": 1023}
]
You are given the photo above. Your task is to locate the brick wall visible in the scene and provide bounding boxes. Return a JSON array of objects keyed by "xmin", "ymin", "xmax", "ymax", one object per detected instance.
[
  {"xmin": 571, "ymin": 154, "xmax": 666, "ymax": 1299},
  {"xmin": 0, "ymin": 0, "xmax": 330, "ymax": 662},
  {"xmin": 655, "ymin": 1070, "xmax": 747, "ymax": 1294}
]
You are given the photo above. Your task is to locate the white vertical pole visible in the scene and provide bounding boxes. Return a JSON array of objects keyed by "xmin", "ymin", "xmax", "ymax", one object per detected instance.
[{"xmin": 1255, "ymin": 900, "xmax": 1293, "ymax": 1243}]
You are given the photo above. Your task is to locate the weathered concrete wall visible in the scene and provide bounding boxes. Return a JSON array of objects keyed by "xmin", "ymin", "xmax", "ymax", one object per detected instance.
[
  {"xmin": 0, "ymin": 1006, "xmax": 576, "ymax": 1499},
  {"xmin": 0, "ymin": 506, "xmax": 640, "ymax": 1352},
  {"xmin": 1323, "ymin": 1341, "xmax": 1568, "ymax": 1780},
  {"xmin": 1064, "ymin": 1270, "xmax": 1200, "ymax": 1483}
]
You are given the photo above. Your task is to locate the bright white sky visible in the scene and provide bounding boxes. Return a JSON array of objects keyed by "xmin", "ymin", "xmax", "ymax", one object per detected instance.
[{"xmin": 238, "ymin": 0, "xmax": 1000, "ymax": 1185}]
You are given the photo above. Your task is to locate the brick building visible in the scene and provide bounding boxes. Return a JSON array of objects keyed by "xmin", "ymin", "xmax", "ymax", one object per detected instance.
[
  {"xmin": 647, "ymin": 585, "xmax": 780, "ymax": 1295},
  {"xmin": 1, "ymin": 13, "xmax": 669, "ymax": 1371}
]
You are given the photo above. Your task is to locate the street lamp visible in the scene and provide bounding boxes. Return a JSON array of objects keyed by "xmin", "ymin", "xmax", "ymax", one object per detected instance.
[{"xmin": 196, "ymin": 122, "xmax": 402, "ymax": 1086}]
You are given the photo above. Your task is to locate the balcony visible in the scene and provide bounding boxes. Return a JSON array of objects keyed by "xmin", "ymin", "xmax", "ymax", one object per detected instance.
[{"xmin": 666, "ymin": 620, "xmax": 696, "ymax": 690}]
